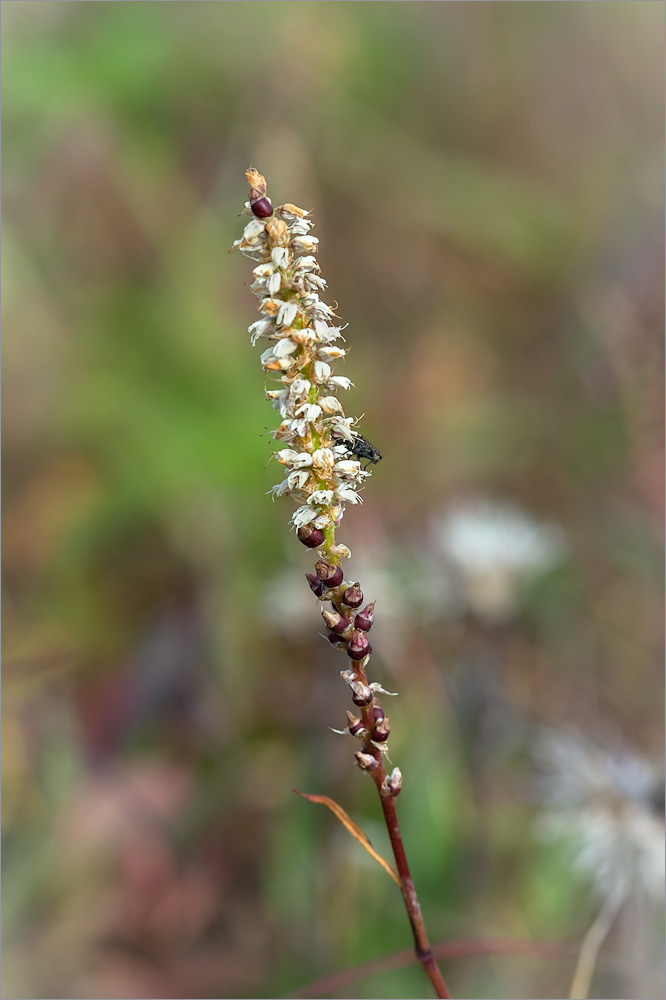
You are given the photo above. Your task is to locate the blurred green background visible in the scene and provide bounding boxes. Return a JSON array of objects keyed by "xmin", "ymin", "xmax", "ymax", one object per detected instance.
[{"xmin": 2, "ymin": 2, "xmax": 664, "ymax": 998}]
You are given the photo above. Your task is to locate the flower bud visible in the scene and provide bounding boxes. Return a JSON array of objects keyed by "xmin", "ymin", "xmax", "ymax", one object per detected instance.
[
  {"xmin": 347, "ymin": 630, "xmax": 371, "ymax": 661},
  {"xmin": 250, "ymin": 189, "xmax": 273, "ymax": 219},
  {"xmin": 345, "ymin": 711, "xmax": 367, "ymax": 739},
  {"xmin": 298, "ymin": 524, "xmax": 325, "ymax": 549},
  {"xmin": 381, "ymin": 767, "xmax": 403, "ymax": 797},
  {"xmin": 355, "ymin": 602, "xmax": 375, "ymax": 632},
  {"xmin": 354, "ymin": 751, "xmax": 378, "ymax": 771},
  {"xmin": 372, "ymin": 715, "xmax": 391, "ymax": 743},
  {"xmin": 349, "ymin": 679, "xmax": 373, "ymax": 706},
  {"xmin": 314, "ymin": 559, "xmax": 344, "ymax": 588},
  {"xmin": 305, "ymin": 573, "xmax": 327, "ymax": 598},
  {"xmin": 372, "ymin": 704, "xmax": 384, "ymax": 724},
  {"xmin": 341, "ymin": 582, "xmax": 363, "ymax": 609},
  {"xmin": 266, "ymin": 217, "xmax": 289, "ymax": 247},
  {"xmin": 321, "ymin": 608, "xmax": 350, "ymax": 634}
]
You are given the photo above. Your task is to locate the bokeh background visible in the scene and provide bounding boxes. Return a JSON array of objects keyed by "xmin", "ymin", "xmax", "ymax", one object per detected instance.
[{"xmin": 2, "ymin": 3, "xmax": 664, "ymax": 998}]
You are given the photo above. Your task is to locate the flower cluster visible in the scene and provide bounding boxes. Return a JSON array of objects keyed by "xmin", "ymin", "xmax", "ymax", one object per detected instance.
[
  {"xmin": 234, "ymin": 168, "xmax": 372, "ymax": 543},
  {"xmin": 234, "ymin": 169, "xmax": 398, "ymax": 790}
]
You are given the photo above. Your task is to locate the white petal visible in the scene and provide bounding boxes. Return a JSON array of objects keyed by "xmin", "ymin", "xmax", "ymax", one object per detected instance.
[
  {"xmin": 328, "ymin": 376, "xmax": 353, "ymax": 390},
  {"xmin": 318, "ymin": 347, "xmax": 346, "ymax": 360},
  {"xmin": 273, "ymin": 338, "xmax": 298, "ymax": 358}
]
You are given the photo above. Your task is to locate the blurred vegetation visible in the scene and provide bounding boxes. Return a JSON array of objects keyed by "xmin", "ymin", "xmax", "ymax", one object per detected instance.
[{"xmin": 2, "ymin": 3, "xmax": 664, "ymax": 998}]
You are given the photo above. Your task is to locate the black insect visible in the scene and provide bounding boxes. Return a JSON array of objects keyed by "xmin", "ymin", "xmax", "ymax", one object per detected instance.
[{"xmin": 334, "ymin": 433, "xmax": 382, "ymax": 470}]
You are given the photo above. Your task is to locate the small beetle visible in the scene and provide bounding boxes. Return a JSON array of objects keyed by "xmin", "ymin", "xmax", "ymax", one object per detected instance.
[{"xmin": 334, "ymin": 433, "xmax": 382, "ymax": 471}]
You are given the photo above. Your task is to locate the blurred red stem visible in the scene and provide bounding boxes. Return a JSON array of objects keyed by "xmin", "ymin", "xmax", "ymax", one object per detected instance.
[
  {"xmin": 372, "ymin": 772, "xmax": 452, "ymax": 998},
  {"xmin": 288, "ymin": 937, "xmax": 579, "ymax": 999}
]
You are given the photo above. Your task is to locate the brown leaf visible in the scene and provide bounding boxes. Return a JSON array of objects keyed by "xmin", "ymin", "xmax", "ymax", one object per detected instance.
[{"xmin": 294, "ymin": 789, "xmax": 401, "ymax": 886}]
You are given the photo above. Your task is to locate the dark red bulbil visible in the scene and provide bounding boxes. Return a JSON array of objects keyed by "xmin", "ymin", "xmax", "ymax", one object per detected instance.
[
  {"xmin": 250, "ymin": 190, "xmax": 273, "ymax": 218},
  {"xmin": 306, "ymin": 573, "xmax": 327, "ymax": 598},
  {"xmin": 341, "ymin": 582, "xmax": 363, "ymax": 608},
  {"xmin": 347, "ymin": 630, "xmax": 371, "ymax": 661},
  {"xmin": 355, "ymin": 602, "xmax": 375, "ymax": 632},
  {"xmin": 314, "ymin": 559, "xmax": 344, "ymax": 589},
  {"xmin": 298, "ymin": 524, "xmax": 325, "ymax": 549}
]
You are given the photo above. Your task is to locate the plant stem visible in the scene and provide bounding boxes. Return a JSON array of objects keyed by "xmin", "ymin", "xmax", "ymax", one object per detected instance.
[
  {"xmin": 569, "ymin": 888, "xmax": 622, "ymax": 1000},
  {"xmin": 372, "ymin": 770, "xmax": 452, "ymax": 999}
]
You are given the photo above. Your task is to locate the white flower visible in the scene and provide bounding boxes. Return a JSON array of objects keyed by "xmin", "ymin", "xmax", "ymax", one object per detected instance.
[
  {"xmin": 242, "ymin": 218, "xmax": 266, "ymax": 243},
  {"xmin": 276, "ymin": 300, "xmax": 298, "ymax": 327},
  {"xmin": 294, "ymin": 403, "xmax": 322, "ymax": 422},
  {"xmin": 312, "ymin": 448, "xmax": 335, "ymax": 471},
  {"xmin": 292, "ymin": 505, "xmax": 318, "ymax": 529},
  {"xmin": 434, "ymin": 498, "xmax": 567, "ymax": 622},
  {"xmin": 248, "ymin": 319, "xmax": 273, "ymax": 345},
  {"xmin": 318, "ymin": 396, "xmax": 343, "ymax": 414},
  {"xmin": 271, "ymin": 247, "xmax": 289, "ymax": 268},
  {"xmin": 313, "ymin": 320, "xmax": 342, "ymax": 343},
  {"xmin": 334, "ymin": 460, "xmax": 362, "ymax": 479},
  {"xmin": 291, "ymin": 236, "xmax": 319, "ymax": 253},
  {"xmin": 293, "ymin": 255, "xmax": 318, "ymax": 272},
  {"xmin": 534, "ymin": 728, "xmax": 665, "ymax": 903},
  {"xmin": 287, "ymin": 470, "xmax": 310, "ymax": 490},
  {"xmin": 337, "ymin": 487, "xmax": 362, "ymax": 504},
  {"xmin": 328, "ymin": 376, "xmax": 353, "ymax": 391},
  {"xmin": 317, "ymin": 346, "xmax": 346, "ymax": 360},
  {"xmin": 311, "ymin": 360, "xmax": 331, "ymax": 383},
  {"xmin": 289, "ymin": 378, "xmax": 310, "ymax": 397},
  {"xmin": 276, "ymin": 449, "xmax": 313, "ymax": 468},
  {"xmin": 308, "ymin": 490, "xmax": 335, "ymax": 506},
  {"xmin": 267, "ymin": 271, "xmax": 281, "ymax": 295}
]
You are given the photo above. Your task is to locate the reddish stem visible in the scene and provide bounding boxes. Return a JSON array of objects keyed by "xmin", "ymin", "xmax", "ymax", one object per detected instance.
[{"xmin": 371, "ymin": 767, "xmax": 452, "ymax": 999}]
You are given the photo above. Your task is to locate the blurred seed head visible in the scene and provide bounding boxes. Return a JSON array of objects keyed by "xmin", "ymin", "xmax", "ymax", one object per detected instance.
[
  {"xmin": 534, "ymin": 727, "xmax": 665, "ymax": 903},
  {"xmin": 434, "ymin": 498, "xmax": 567, "ymax": 623}
]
